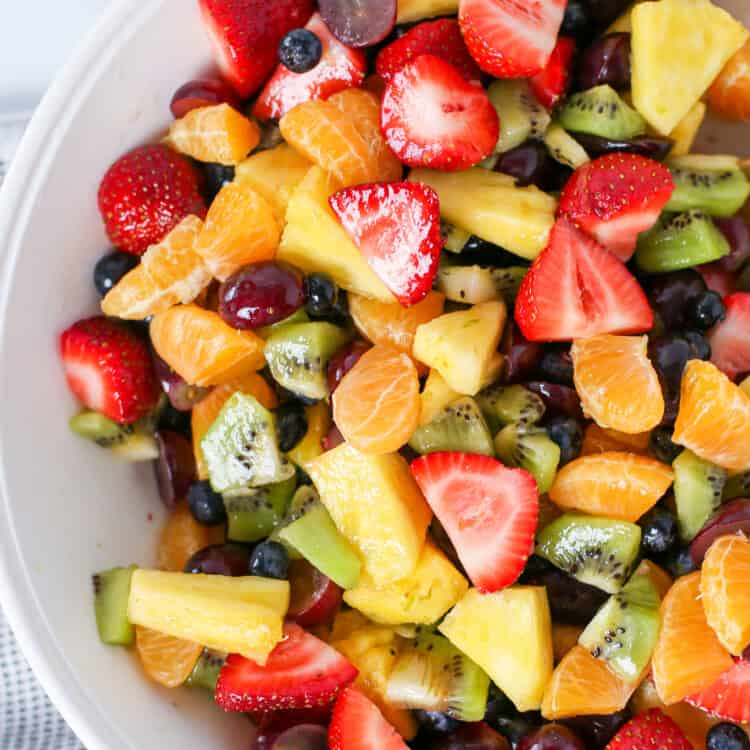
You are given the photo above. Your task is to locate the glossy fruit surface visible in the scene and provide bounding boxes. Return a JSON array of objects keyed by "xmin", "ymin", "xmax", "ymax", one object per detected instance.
[
  {"xmin": 517, "ymin": 723, "xmax": 584, "ymax": 750},
  {"xmin": 152, "ymin": 352, "xmax": 210, "ymax": 412},
  {"xmin": 687, "ymin": 659, "xmax": 750, "ymax": 725},
  {"xmin": 170, "ymin": 77, "xmax": 240, "ymax": 119},
  {"xmin": 524, "ymin": 383, "xmax": 582, "ymax": 421},
  {"xmin": 647, "ymin": 270, "xmax": 707, "ymax": 331},
  {"xmin": 327, "ymin": 341, "xmax": 370, "ymax": 394},
  {"xmin": 184, "ymin": 544, "xmax": 251, "ymax": 576},
  {"xmin": 288, "ymin": 560, "xmax": 343, "ymax": 627},
  {"xmin": 135, "ymin": 626, "xmax": 202, "ymax": 688},
  {"xmin": 278, "ymin": 28, "xmax": 323, "ymax": 73},
  {"xmin": 250, "ymin": 541, "xmax": 290, "ymax": 581},
  {"xmin": 93, "ymin": 250, "xmax": 139, "ymax": 297},
  {"xmin": 576, "ymin": 33, "xmax": 631, "ymax": 91},
  {"xmin": 187, "ymin": 480, "xmax": 226, "ymax": 526},
  {"xmin": 319, "ymin": 0, "xmax": 397, "ymax": 47},
  {"xmin": 708, "ymin": 293, "xmax": 750, "ymax": 381},
  {"xmin": 690, "ymin": 498, "xmax": 750, "ymax": 565},
  {"xmin": 571, "ymin": 133, "xmax": 674, "ymax": 161},
  {"xmin": 602, "ymin": 709, "xmax": 692, "ymax": 750},
  {"xmin": 708, "ymin": 39, "xmax": 750, "ymax": 121},
  {"xmin": 154, "ymin": 431, "xmax": 197, "ymax": 509},
  {"xmin": 716, "ymin": 216, "xmax": 750, "ymax": 272},
  {"xmin": 276, "ymin": 401, "xmax": 309, "ymax": 452},
  {"xmin": 328, "ymin": 686, "xmax": 408, "ymax": 750}
]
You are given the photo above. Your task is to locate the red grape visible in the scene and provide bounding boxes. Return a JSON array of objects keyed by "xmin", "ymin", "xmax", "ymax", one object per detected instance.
[
  {"xmin": 184, "ymin": 544, "xmax": 251, "ymax": 576},
  {"xmin": 433, "ymin": 722, "xmax": 510, "ymax": 750},
  {"xmin": 716, "ymin": 216, "xmax": 750, "ymax": 272},
  {"xmin": 576, "ymin": 33, "xmax": 631, "ymax": 91},
  {"xmin": 152, "ymin": 352, "xmax": 209, "ymax": 411},
  {"xmin": 287, "ymin": 560, "xmax": 343, "ymax": 627},
  {"xmin": 327, "ymin": 340, "xmax": 370, "ymax": 393},
  {"xmin": 318, "ymin": 0, "xmax": 397, "ymax": 48},
  {"xmin": 690, "ymin": 498, "xmax": 750, "ymax": 565},
  {"xmin": 525, "ymin": 382, "xmax": 583, "ymax": 421},
  {"xmin": 517, "ymin": 724, "xmax": 585, "ymax": 750},
  {"xmin": 154, "ymin": 431, "xmax": 196, "ymax": 508},
  {"xmin": 170, "ymin": 78, "xmax": 240, "ymax": 119}
]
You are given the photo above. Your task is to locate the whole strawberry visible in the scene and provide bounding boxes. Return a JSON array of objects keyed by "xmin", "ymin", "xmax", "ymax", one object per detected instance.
[
  {"xmin": 97, "ymin": 144, "xmax": 206, "ymax": 256},
  {"xmin": 605, "ymin": 709, "xmax": 692, "ymax": 750}
]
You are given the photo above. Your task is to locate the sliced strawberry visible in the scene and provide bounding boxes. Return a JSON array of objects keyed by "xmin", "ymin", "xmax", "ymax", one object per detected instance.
[
  {"xmin": 381, "ymin": 55, "xmax": 499, "ymax": 172},
  {"xmin": 329, "ymin": 182, "xmax": 442, "ymax": 306},
  {"xmin": 410, "ymin": 452, "xmax": 538, "ymax": 593},
  {"xmin": 215, "ymin": 622, "xmax": 357, "ymax": 712},
  {"xmin": 686, "ymin": 659, "xmax": 750, "ymax": 724},
  {"xmin": 515, "ymin": 219, "xmax": 654, "ymax": 341},
  {"xmin": 60, "ymin": 317, "xmax": 160, "ymax": 424},
  {"xmin": 459, "ymin": 0, "xmax": 566, "ymax": 78},
  {"xmin": 252, "ymin": 13, "xmax": 366, "ymax": 121},
  {"xmin": 199, "ymin": 0, "xmax": 314, "ymax": 98},
  {"xmin": 328, "ymin": 687, "xmax": 408, "ymax": 750},
  {"xmin": 604, "ymin": 708, "xmax": 692, "ymax": 750},
  {"xmin": 558, "ymin": 153, "xmax": 675, "ymax": 261},
  {"xmin": 529, "ymin": 35, "xmax": 576, "ymax": 109},
  {"xmin": 375, "ymin": 18, "xmax": 482, "ymax": 85},
  {"xmin": 699, "ymin": 262, "xmax": 738, "ymax": 298},
  {"xmin": 708, "ymin": 292, "xmax": 750, "ymax": 381}
]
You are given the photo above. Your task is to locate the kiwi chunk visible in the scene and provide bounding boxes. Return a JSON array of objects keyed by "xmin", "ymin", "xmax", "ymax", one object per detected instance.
[
  {"xmin": 673, "ymin": 449, "xmax": 727, "ymax": 543},
  {"xmin": 558, "ymin": 85, "xmax": 646, "ymax": 141},
  {"xmin": 92, "ymin": 565, "xmax": 137, "ymax": 646},
  {"xmin": 578, "ymin": 573, "xmax": 661, "ymax": 681},
  {"xmin": 70, "ymin": 411, "xmax": 159, "ymax": 461},
  {"xmin": 256, "ymin": 309, "xmax": 310, "ymax": 338},
  {"xmin": 224, "ymin": 475, "xmax": 296, "ymax": 543},
  {"xmin": 442, "ymin": 222, "xmax": 472, "ymax": 253},
  {"xmin": 536, "ymin": 513, "xmax": 642, "ymax": 594},
  {"xmin": 476, "ymin": 384, "xmax": 545, "ymax": 435},
  {"xmin": 495, "ymin": 424, "xmax": 560, "ymax": 494},
  {"xmin": 265, "ymin": 321, "xmax": 351, "ymax": 401},
  {"xmin": 201, "ymin": 392, "xmax": 295, "ymax": 493},
  {"xmin": 437, "ymin": 264, "xmax": 527, "ymax": 306},
  {"xmin": 386, "ymin": 631, "xmax": 490, "ymax": 722},
  {"xmin": 409, "ymin": 397, "xmax": 495, "ymax": 457},
  {"xmin": 544, "ymin": 123, "xmax": 590, "ymax": 169},
  {"xmin": 488, "ymin": 80, "xmax": 551, "ymax": 153},
  {"xmin": 724, "ymin": 470, "xmax": 750, "ymax": 501},
  {"xmin": 186, "ymin": 649, "xmax": 226, "ymax": 691},
  {"xmin": 635, "ymin": 211, "xmax": 730, "ymax": 273}
]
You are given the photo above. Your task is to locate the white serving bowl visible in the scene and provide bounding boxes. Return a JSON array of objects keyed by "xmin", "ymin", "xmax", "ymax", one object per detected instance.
[{"xmin": 0, "ymin": 0, "xmax": 747, "ymax": 748}]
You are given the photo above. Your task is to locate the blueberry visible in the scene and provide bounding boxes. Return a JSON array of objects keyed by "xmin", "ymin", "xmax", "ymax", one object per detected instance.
[
  {"xmin": 278, "ymin": 29, "xmax": 323, "ymax": 74},
  {"xmin": 546, "ymin": 417, "xmax": 583, "ymax": 466},
  {"xmin": 201, "ymin": 163, "xmax": 235, "ymax": 204},
  {"xmin": 158, "ymin": 400, "xmax": 192, "ymax": 437},
  {"xmin": 414, "ymin": 710, "xmax": 459, "ymax": 735},
  {"xmin": 304, "ymin": 273, "xmax": 346, "ymax": 320},
  {"xmin": 561, "ymin": 0, "xmax": 593, "ymax": 40},
  {"xmin": 640, "ymin": 507, "xmax": 679, "ymax": 556},
  {"xmin": 276, "ymin": 400, "xmax": 309, "ymax": 452},
  {"xmin": 249, "ymin": 541, "xmax": 289, "ymax": 580},
  {"xmin": 649, "ymin": 426, "xmax": 682, "ymax": 464},
  {"xmin": 484, "ymin": 684, "xmax": 518, "ymax": 726},
  {"xmin": 659, "ymin": 546, "xmax": 697, "ymax": 579},
  {"xmin": 688, "ymin": 291, "xmax": 727, "ymax": 330},
  {"xmin": 188, "ymin": 480, "xmax": 227, "ymax": 526},
  {"xmin": 680, "ymin": 330, "xmax": 712, "ymax": 360},
  {"xmin": 538, "ymin": 346, "xmax": 574, "ymax": 385},
  {"xmin": 93, "ymin": 250, "xmax": 139, "ymax": 296},
  {"xmin": 707, "ymin": 722, "xmax": 750, "ymax": 750}
]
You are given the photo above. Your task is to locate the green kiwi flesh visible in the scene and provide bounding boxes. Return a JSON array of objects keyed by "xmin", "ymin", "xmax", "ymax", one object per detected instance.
[
  {"xmin": 441, "ymin": 222, "xmax": 472, "ymax": 253},
  {"xmin": 437, "ymin": 264, "xmax": 527, "ymax": 306},
  {"xmin": 578, "ymin": 573, "xmax": 661, "ymax": 681},
  {"xmin": 92, "ymin": 565, "xmax": 137, "ymax": 646},
  {"xmin": 264, "ymin": 322, "xmax": 352, "ymax": 401},
  {"xmin": 70, "ymin": 410, "xmax": 159, "ymax": 461},
  {"xmin": 635, "ymin": 211, "xmax": 730, "ymax": 273},
  {"xmin": 488, "ymin": 80, "xmax": 551, "ymax": 153},
  {"xmin": 201, "ymin": 392, "xmax": 295, "ymax": 493},
  {"xmin": 385, "ymin": 631, "xmax": 490, "ymax": 722},
  {"xmin": 544, "ymin": 123, "xmax": 590, "ymax": 169},
  {"xmin": 185, "ymin": 649, "xmax": 226, "ymax": 691},
  {"xmin": 224, "ymin": 475, "xmax": 296, "ymax": 543},
  {"xmin": 672, "ymin": 449, "xmax": 727, "ymax": 543},
  {"xmin": 536, "ymin": 513, "xmax": 642, "ymax": 594},
  {"xmin": 409, "ymin": 397, "xmax": 495, "ymax": 457},
  {"xmin": 476, "ymin": 384, "xmax": 546, "ymax": 435},
  {"xmin": 256, "ymin": 308, "xmax": 310, "ymax": 338},
  {"xmin": 269, "ymin": 485, "xmax": 316, "ymax": 560},
  {"xmin": 495, "ymin": 424, "xmax": 560, "ymax": 494},
  {"xmin": 558, "ymin": 85, "xmax": 646, "ymax": 140}
]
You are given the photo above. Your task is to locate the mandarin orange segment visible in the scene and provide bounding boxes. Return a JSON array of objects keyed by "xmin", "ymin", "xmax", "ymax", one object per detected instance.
[
  {"xmin": 135, "ymin": 626, "xmax": 203, "ymax": 688},
  {"xmin": 708, "ymin": 39, "xmax": 750, "ymax": 122},
  {"xmin": 700, "ymin": 534, "xmax": 750, "ymax": 655},
  {"xmin": 165, "ymin": 104, "xmax": 261, "ymax": 166},
  {"xmin": 673, "ymin": 360, "xmax": 750, "ymax": 472},
  {"xmin": 157, "ymin": 502, "xmax": 215, "ymax": 572},
  {"xmin": 150, "ymin": 304, "xmax": 265, "ymax": 387},
  {"xmin": 580, "ymin": 424, "xmax": 651, "ymax": 456},
  {"xmin": 572, "ymin": 335, "xmax": 664, "ymax": 434},
  {"xmin": 194, "ymin": 181, "xmax": 280, "ymax": 281},
  {"xmin": 332, "ymin": 344, "xmax": 421, "ymax": 455},
  {"xmin": 549, "ymin": 451, "xmax": 674, "ymax": 522},
  {"xmin": 652, "ymin": 571, "xmax": 734, "ymax": 705}
]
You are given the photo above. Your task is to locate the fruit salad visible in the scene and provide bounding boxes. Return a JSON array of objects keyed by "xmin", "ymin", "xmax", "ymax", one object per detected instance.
[{"xmin": 59, "ymin": 0, "xmax": 750, "ymax": 747}]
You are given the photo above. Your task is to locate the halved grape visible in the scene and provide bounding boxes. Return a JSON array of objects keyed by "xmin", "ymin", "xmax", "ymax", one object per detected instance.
[
  {"xmin": 170, "ymin": 78, "xmax": 240, "ymax": 119},
  {"xmin": 576, "ymin": 33, "xmax": 631, "ymax": 91},
  {"xmin": 288, "ymin": 560, "xmax": 343, "ymax": 627},
  {"xmin": 152, "ymin": 352, "xmax": 209, "ymax": 411},
  {"xmin": 154, "ymin": 431, "xmax": 196, "ymax": 508},
  {"xmin": 503, "ymin": 326, "xmax": 543, "ymax": 384},
  {"xmin": 690, "ymin": 498, "xmax": 750, "ymax": 565},
  {"xmin": 318, "ymin": 0, "xmax": 397, "ymax": 48}
]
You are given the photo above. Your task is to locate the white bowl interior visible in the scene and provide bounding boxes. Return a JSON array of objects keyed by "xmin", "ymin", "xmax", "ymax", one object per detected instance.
[{"xmin": 0, "ymin": 0, "xmax": 747, "ymax": 748}]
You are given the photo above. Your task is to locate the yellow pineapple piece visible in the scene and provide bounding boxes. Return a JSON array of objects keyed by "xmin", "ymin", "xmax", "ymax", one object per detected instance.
[
  {"xmin": 413, "ymin": 301, "xmax": 507, "ymax": 396},
  {"xmin": 419, "ymin": 370, "xmax": 461, "ymax": 426},
  {"xmin": 308, "ymin": 443, "xmax": 432, "ymax": 586},
  {"xmin": 631, "ymin": 0, "xmax": 749, "ymax": 134},
  {"xmin": 669, "ymin": 101, "xmax": 707, "ymax": 156},
  {"xmin": 286, "ymin": 402, "xmax": 331, "ymax": 469},
  {"xmin": 410, "ymin": 168, "xmax": 557, "ymax": 260},
  {"xmin": 330, "ymin": 609, "xmax": 372, "ymax": 642},
  {"xmin": 440, "ymin": 587, "xmax": 554, "ymax": 712},
  {"xmin": 278, "ymin": 167, "xmax": 396, "ymax": 302},
  {"xmin": 397, "ymin": 0, "xmax": 458, "ymax": 23}
]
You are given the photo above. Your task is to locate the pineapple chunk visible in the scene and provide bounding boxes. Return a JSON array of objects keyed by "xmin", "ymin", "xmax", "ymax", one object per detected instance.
[
  {"xmin": 286, "ymin": 402, "xmax": 331, "ymax": 469},
  {"xmin": 419, "ymin": 369, "xmax": 461, "ymax": 426},
  {"xmin": 397, "ymin": 0, "xmax": 458, "ymax": 23},
  {"xmin": 668, "ymin": 101, "xmax": 707, "ymax": 156},
  {"xmin": 127, "ymin": 570, "xmax": 285, "ymax": 664},
  {"xmin": 413, "ymin": 301, "xmax": 507, "ymax": 396},
  {"xmin": 330, "ymin": 609, "xmax": 372, "ymax": 642},
  {"xmin": 278, "ymin": 167, "xmax": 395, "ymax": 302},
  {"xmin": 440, "ymin": 587, "xmax": 554, "ymax": 712},
  {"xmin": 308, "ymin": 443, "xmax": 432, "ymax": 586},
  {"xmin": 631, "ymin": 0, "xmax": 749, "ymax": 134},
  {"xmin": 344, "ymin": 541, "xmax": 468, "ymax": 626},
  {"xmin": 410, "ymin": 168, "xmax": 557, "ymax": 260}
]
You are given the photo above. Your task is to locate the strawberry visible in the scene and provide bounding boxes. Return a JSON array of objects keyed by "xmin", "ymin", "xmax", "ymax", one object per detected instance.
[
  {"xmin": 686, "ymin": 659, "xmax": 750, "ymax": 724},
  {"xmin": 252, "ymin": 13, "xmax": 367, "ymax": 121},
  {"xmin": 198, "ymin": 0, "xmax": 314, "ymax": 97},
  {"xmin": 529, "ymin": 36, "xmax": 576, "ymax": 109},
  {"xmin": 380, "ymin": 55, "xmax": 499, "ymax": 172},
  {"xmin": 604, "ymin": 708, "xmax": 693, "ymax": 750},
  {"xmin": 558, "ymin": 153, "xmax": 675, "ymax": 262},
  {"xmin": 59, "ymin": 317, "xmax": 160, "ymax": 424},
  {"xmin": 328, "ymin": 687, "xmax": 408, "ymax": 750},
  {"xmin": 329, "ymin": 182, "xmax": 442, "ymax": 306},
  {"xmin": 514, "ymin": 219, "xmax": 654, "ymax": 341},
  {"xmin": 459, "ymin": 0, "xmax": 566, "ymax": 79},
  {"xmin": 699, "ymin": 262, "xmax": 738, "ymax": 298},
  {"xmin": 215, "ymin": 622, "xmax": 357, "ymax": 712},
  {"xmin": 375, "ymin": 18, "xmax": 482, "ymax": 85},
  {"xmin": 708, "ymin": 292, "xmax": 750, "ymax": 380},
  {"xmin": 410, "ymin": 452, "xmax": 538, "ymax": 593},
  {"xmin": 97, "ymin": 144, "xmax": 206, "ymax": 256}
]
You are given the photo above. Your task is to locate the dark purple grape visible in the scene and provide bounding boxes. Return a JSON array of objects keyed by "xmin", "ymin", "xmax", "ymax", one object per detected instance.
[
  {"xmin": 640, "ymin": 507, "xmax": 679, "ymax": 556},
  {"xmin": 484, "ymin": 686, "xmax": 517, "ymax": 728},
  {"xmin": 659, "ymin": 546, "xmax": 697, "ymax": 579},
  {"xmin": 649, "ymin": 426, "xmax": 682, "ymax": 463},
  {"xmin": 493, "ymin": 716, "xmax": 540, "ymax": 749},
  {"xmin": 503, "ymin": 327, "xmax": 543, "ymax": 384},
  {"xmin": 154, "ymin": 431, "xmax": 196, "ymax": 508},
  {"xmin": 572, "ymin": 133, "xmax": 674, "ymax": 161},
  {"xmin": 716, "ymin": 216, "xmax": 750, "ymax": 272},
  {"xmin": 152, "ymin": 352, "xmax": 210, "ymax": 411},
  {"xmin": 690, "ymin": 498, "xmax": 750, "ymax": 565},
  {"xmin": 318, "ymin": 0, "xmax": 397, "ymax": 47},
  {"xmin": 562, "ymin": 711, "xmax": 630, "ymax": 749},
  {"xmin": 561, "ymin": 0, "xmax": 593, "ymax": 41},
  {"xmin": 538, "ymin": 346, "xmax": 574, "ymax": 385},
  {"xmin": 576, "ymin": 33, "xmax": 631, "ymax": 91},
  {"xmin": 304, "ymin": 273, "xmax": 349, "ymax": 322},
  {"xmin": 585, "ymin": 0, "xmax": 632, "ymax": 27},
  {"xmin": 276, "ymin": 401, "xmax": 309, "ymax": 452},
  {"xmin": 158, "ymin": 400, "xmax": 192, "ymax": 437},
  {"xmin": 327, "ymin": 340, "xmax": 371, "ymax": 393},
  {"xmin": 687, "ymin": 290, "xmax": 727, "ymax": 330},
  {"xmin": 646, "ymin": 270, "xmax": 707, "ymax": 331},
  {"xmin": 415, "ymin": 710, "xmax": 460, "ymax": 735},
  {"xmin": 525, "ymin": 382, "xmax": 584, "ymax": 421},
  {"xmin": 170, "ymin": 77, "xmax": 240, "ymax": 119},
  {"xmin": 546, "ymin": 417, "xmax": 583, "ymax": 466},
  {"xmin": 517, "ymin": 724, "xmax": 585, "ymax": 750},
  {"xmin": 433, "ymin": 722, "xmax": 510, "ymax": 750},
  {"xmin": 706, "ymin": 722, "xmax": 750, "ymax": 750},
  {"xmin": 219, "ymin": 262, "xmax": 305, "ymax": 330},
  {"xmin": 185, "ymin": 544, "xmax": 251, "ymax": 576},
  {"xmin": 495, "ymin": 143, "xmax": 554, "ymax": 189},
  {"xmin": 93, "ymin": 250, "xmax": 139, "ymax": 297},
  {"xmin": 201, "ymin": 163, "xmax": 235, "ymax": 204}
]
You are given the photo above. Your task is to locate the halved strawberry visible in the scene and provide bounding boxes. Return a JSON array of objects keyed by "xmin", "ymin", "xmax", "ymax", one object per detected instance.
[
  {"xmin": 328, "ymin": 687, "xmax": 408, "ymax": 750},
  {"xmin": 529, "ymin": 36, "xmax": 576, "ymax": 109},
  {"xmin": 515, "ymin": 219, "xmax": 654, "ymax": 341},
  {"xmin": 686, "ymin": 659, "xmax": 750, "ymax": 724},
  {"xmin": 604, "ymin": 708, "xmax": 692, "ymax": 750},
  {"xmin": 375, "ymin": 18, "xmax": 482, "ymax": 85},
  {"xmin": 329, "ymin": 182, "xmax": 442, "ymax": 306},
  {"xmin": 708, "ymin": 292, "xmax": 750, "ymax": 381},
  {"xmin": 699, "ymin": 262, "xmax": 738, "ymax": 298},
  {"xmin": 199, "ymin": 0, "xmax": 314, "ymax": 97},
  {"xmin": 558, "ymin": 153, "xmax": 675, "ymax": 261},
  {"xmin": 252, "ymin": 13, "xmax": 367, "ymax": 121},
  {"xmin": 60, "ymin": 317, "xmax": 161, "ymax": 424},
  {"xmin": 459, "ymin": 0, "xmax": 566, "ymax": 78},
  {"xmin": 380, "ymin": 55, "xmax": 499, "ymax": 172},
  {"xmin": 215, "ymin": 622, "xmax": 357, "ymax": 712},
  {"xmin": 410, "ymin": 452, "xmax": 538, "ymax": 593}
]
